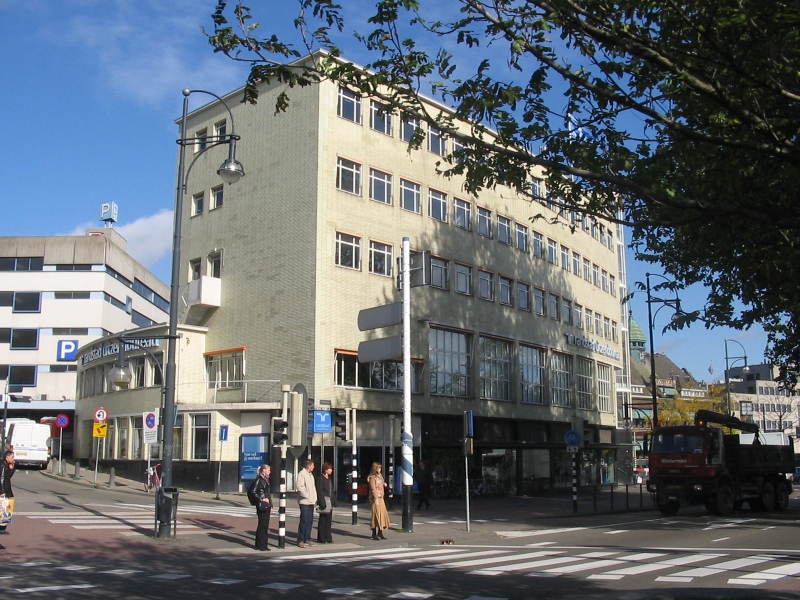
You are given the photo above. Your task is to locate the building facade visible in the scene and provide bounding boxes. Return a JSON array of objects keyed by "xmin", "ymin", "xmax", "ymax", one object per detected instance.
[{"xmin": 75, "ymin": 55, "xmax": 629, "ymax": 494}]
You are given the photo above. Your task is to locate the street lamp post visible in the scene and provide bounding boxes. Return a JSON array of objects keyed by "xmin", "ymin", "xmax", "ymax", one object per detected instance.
[
  {"xmin": 645, "ymin": 273, "xmax": 682, "ymax": 429},
  {"xmin": 724, "ymin": 338, "xmax": 749, "ymax": 417}
]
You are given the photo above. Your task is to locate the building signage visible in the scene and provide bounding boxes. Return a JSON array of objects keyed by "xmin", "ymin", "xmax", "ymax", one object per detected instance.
[
  {"xmin": 79, "ymin": 338, "xmax": 161, "ymax": 365},
  {"xmin": 564, "ymin": 333, "xmax": 621, "ymax": 360}
]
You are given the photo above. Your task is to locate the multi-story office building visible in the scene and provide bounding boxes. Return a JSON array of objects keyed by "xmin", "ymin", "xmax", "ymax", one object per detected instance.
[
  {"xmin": 75, "ymin": 53, "xmax": 628, "ymax": 493},
  {"xmin": 0, "ymin": 227, "xmax": 169, "ymax": 413}
]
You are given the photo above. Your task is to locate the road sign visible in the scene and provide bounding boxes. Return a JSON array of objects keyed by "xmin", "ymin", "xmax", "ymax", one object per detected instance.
[
  {"xmin": 565, "ymin": 429, "xmax": 580, "ymax": 447},
  {"xmin": 358, "ymin": 334, "xmax": 402, "ymax": 363},
  {"xmin": 94, "ymin": 407, "xmax": 108, "ymax": 423},
  {"xmin": 567, "ymin": 445, "xmax": 579, "ymax": 453},
  {"xmin": 143, "ymin": 411, "xmax": 158, "ymax": 444},
  {"xmin": 55, "ymin": 414, "xmax": 69, "ymax": 429},
  {"xmin": 219, "ymin": 424, "xmax": 229, "ymax": 442},
  {"xmin": 92, "ymin": 422, "xmax": 108, "ymax": 438},
  {"xmin": 358, "ymin": 302, "xmax": 402, "ymax": 331},
  {"xmin": 313, "ymin": 410, "xmax": 332, "ymax": 433}
]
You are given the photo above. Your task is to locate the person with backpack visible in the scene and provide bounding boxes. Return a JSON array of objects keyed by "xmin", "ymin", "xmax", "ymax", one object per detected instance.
[{"xmin": 250, "ymin": 464, "xmax": 272, "ymax": 551}]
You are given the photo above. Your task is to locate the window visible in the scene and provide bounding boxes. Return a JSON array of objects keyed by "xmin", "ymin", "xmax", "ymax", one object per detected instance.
[
  {"xmin": 211, "ymin": 185, "xmax": 224, "ymax": 209},
  {"xmin": 594, "ymin": 312, "xmax": 602, "ymax": 334},
  {"xmin": 454, "ymin": 263, "xmax": 472, "ymax": 295},
  {"xmin": 132, "ymin": 310, "xmax": 156, "ymax": 328},
  {"xmin": 518, "ymin": 282, "xmax": 531, "ymax": 311},
  {"xmin": 477, "ymin": 208, "xmax": 492, "ymax": 238},
  {"xmin": 607, "ymin": 227, "xmax": 615, "ymax": 249},
  {"xmin": 547, "ymin": 239, "xmax": 558, "ymax": 264},
  {"xmin": 562, "ymin": 299, "xmax": 572, "ymax": 324},
  {"xmin": 116, "ymin": 417, "xmax": 128, "ymax": 458},
  {"xmin": 611, "ymin": 320, "xmax": 618, "ymax": 342},
  {"xmin": 0, "ymin": 257, "xmax": 43, "ymax": 271},
  {"xmin": 585, "ymin": 309, "xmax": 593, "ymax": 333},
  {"xmin": 497, "ymin": 216, "xmax": 511, "ymax": 244},
  {"xmin": 572, "ymin": 252, "xmax": 580, "ymax": 275},
  {"xmin": 601, "ymin": 269, "xmax": 608, "ymax": 292},
  {"xmin": 499, "ymin": 276, "xmax": 513, "ymax": 306},
  {"xmin": 191, "ymin": 414, "xmax": 210, "ymax": 460},
  {"xmin": 429, "ymin": 328, "xmax": 471, "ymax": 397},
  {"xmin": 600, "ymin": 225, "xmax": 607, "ymax": 246},
  {"xmin": 520, "ymin": 345, "xmax": 546, "ymax": 404},
  {"xmin": 428, "ymin": 189, "xmax": 448, "ymax": 222},
  {"xmin": 208, "ymin": 252, "xmax": 221, "ymax": 278},
  {"xmin": 369, "ymin": 168, "xmax": 393, "ymax": 204},
  {"xmin": 576, "ymin": 357, "xmax": 594, "ymax": 410},
  {"xmin": 189, "ymin": 259, "xmax": 201, "ymax": 281},
  {"xmin": 549, "ymin": 293, "xmax": 560, "ymax": 320},
  {"xmin": 420, "ymin": 256, "xmax": 445, "ymax": 290},
  {"xmin": 478, "ymin": 270, "xmax": 494, "ymax": 301},
  {"xmin": 428, "ymin": 125, "xmax": 446, "ymax": 155},
  {"xmin": 583, "ymin": 258, "xmax": 591, "ymax": 281},
  {"xmin": 195, "ymin": 128, "xmax": 207, "ymax": 152},
  {"xmin": 207, "ymin": 351, "xmax": 243, "ymax": 389},
  {"xmin": 531, "ymin": 177, "xmax": 544, "ymax": 200},
  {"xmin": 52, "ymin": 327, "xmax": 89, "ymax": 335},
  {"xmin": 337, "ymin": 87, "xmax": 362, "ymax": 123},
  {"xmin": 592, "ymin": 220, "xmax": 599, "ymax": 239},
  {"xmin": 8, "ymin": 365, "xmax": 36, "ymax": 387},
  {"xmin": 192, "ymin": 192, "xmax": 204, "ymax": 216},
  {"xmin": 452, "ymin": 137, "xmax": 465, "ymax": 154},
  {"xmin": 151, "ymin": 354, "xmax": 163, "ymax": 387},
  {"xmin": 400, "ymin": 115, "xmax": 420, "ymax": 142},
  {"xmin": 551, "ymin": 353, "xmax": 573, "ymax": 407},
  {"xmin": 609, "ymin": 275, "xmax": 616, "ymax": 296},
  {"xmin": 603, "ymin": 317, "xmax": 611, "ymax": 339},
  {"xmin": 400, "ymin": 179, "xmax": 421, "ymax": 213},
  {"xmin": 54, "ymin": 291, "xmax": 91, "ymax": 300},
  {"xmin": 597, "ymin": 364, "xmax": 612, "ymax": 412},
  {"xmin": 454, "ymin": 198, "xmax": 471, "ymax": 230},
  {"xmin": 582, "ymin": 214, "xmax": 590, "ymax": 232},
  {"xmin": 592, "ymin": 264, "xmax": 600, "ymax": 286},
  {"xmin": 54, "ymin": 264, "xmax": 91, "ymax": 271},
  {"xmin": 335, "ymin": 232, "xmax": 361, "ymax": 270},
  {"xmin": 370, "ymin": 101, "xmax": 392, "ymax": 135},
  {"xmin": 533, "ymin": 232, "xmax": 544, "ymax": 258},
  {"xmin": 335, "ymin": 351, "xmax": 421, "ymax": 392},
  {"xmin": 515, "ymin": 224, "xmax": 528, "ymax": 252},
  {"xmin": 336, "ymin": 157, "xmax": 362, "ymax": 195},
  {"xmin": 10, "ymin": 329, "xmax": 38, "ymax": 349},
  {"xmin": 479, "ymin": 337, "xmax": 511, "ymax": 401},
  {"xmin": 573, "ymin": 304, "xmax": 583, "ymax": 329},
  {"xmin": 534, "ymin": 288, "xmax": 546, "ymax": 316},
  {"xmin": 13, "ymin": 292, "xmax": 41, "ymax": 313},
  {"xmin": 369, "ymin": 241, "xmax": 393, "ymax": 277},
  {"xmin": 131, "ymin": 416, "xmax": 143, "ymax": 460},
  {"xmin": 214, "ymin": 120, "xmax": 227, "ymax": 139},
  {"xmin": 561, "ymin": 246, "xmax": 570, "ymax": 271}
]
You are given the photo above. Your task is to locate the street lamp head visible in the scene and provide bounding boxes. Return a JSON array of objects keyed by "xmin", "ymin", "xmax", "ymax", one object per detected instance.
[
  {"xmin": 108, "ymin": 364, "xmax": 133, "ymax": 388},
  {"xmin": 217, "ymin": 157, "xmax": 245, "ymax": 184}
]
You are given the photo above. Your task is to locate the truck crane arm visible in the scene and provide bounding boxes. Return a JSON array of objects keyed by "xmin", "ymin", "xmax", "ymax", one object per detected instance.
[{"xmin": 694, "ymin": 410, "xmax": 760, "ymax": 434}]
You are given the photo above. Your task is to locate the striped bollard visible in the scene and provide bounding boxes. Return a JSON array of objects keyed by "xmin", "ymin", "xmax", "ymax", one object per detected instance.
[
  {"xmin": 351, "ymin": 446, "xmax": 358, "ymax": 525},
  {"xmin": 278, "ymin": 450, "xmax": 287, "ymax": 548},
  {"xmin": 572, "ymin": 452, "xmax": 578, "ymax": 513}
]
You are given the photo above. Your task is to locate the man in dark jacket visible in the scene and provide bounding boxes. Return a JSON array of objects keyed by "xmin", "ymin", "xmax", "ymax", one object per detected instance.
[
  {"xmin": 414, "ymin": 460, "xmax": 432, "ymax": 510},
  {"xmin": 253, "ymin": 464, "xmax": 272, "ymax": 551}
]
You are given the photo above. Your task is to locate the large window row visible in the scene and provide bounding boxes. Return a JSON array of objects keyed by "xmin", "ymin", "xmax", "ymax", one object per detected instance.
[
  {"xmin": 334, "ymin": 352, "xmax": 422, "ymax": 393},
  {"xmin": 104, "ymin": 413, "xmax": 209, "ymax": 462},
  {"xmin": 79, "ymin": 354, "xmax": 163, "ymax": 398}
]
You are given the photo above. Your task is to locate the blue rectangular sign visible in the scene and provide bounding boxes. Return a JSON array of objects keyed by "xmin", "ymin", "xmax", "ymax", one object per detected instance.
[
  {"xmin": 313, "ymin": 410, "xmax": 332, "ymax": 433},
  {"xmin": 219, "ymin": 424, "xmax": 229, "ymax": 442}
]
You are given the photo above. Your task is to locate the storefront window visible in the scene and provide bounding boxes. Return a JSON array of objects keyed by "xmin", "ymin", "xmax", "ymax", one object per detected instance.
[
  {"xmin": 117, "ymin": 417, "xmax": 128, "ymax": 459},
  {"xmin": 131, "ymin": 416, "xmax": 143, "ymax": 459}
]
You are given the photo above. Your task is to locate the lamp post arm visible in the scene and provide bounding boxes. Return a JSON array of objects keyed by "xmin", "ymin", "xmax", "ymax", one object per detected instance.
[{"xmin": 181, "ymin": 135, "xmax": 241, "ymax": 194}]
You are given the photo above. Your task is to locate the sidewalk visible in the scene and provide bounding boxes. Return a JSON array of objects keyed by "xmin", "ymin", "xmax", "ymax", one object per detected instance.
[{"xmin": 40, "ymin": 466, "xmax": 658, "ymax": 552}]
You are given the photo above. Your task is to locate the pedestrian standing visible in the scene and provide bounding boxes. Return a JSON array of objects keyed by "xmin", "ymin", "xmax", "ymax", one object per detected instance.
[
  {"xmin": 367, "ymin": 462, "xmax": 390, "ymax": 540},
  {"xmin": 0, "ymin": 450, "xmax": 15, "ymax": 548},
  {"xmin": 315, "ymin": 462, "xmax": 336, "ymax": 544},
  {"xmin": 414, "ymin": 460, "xmax": 432, "ymax": 510},
  {"xmin": 253, "ymin": 464, "xmax": 272, "ymax": 551},
  {"xmin": 296, "ymin": 459, "xmax": 317, "ymax": 547}
]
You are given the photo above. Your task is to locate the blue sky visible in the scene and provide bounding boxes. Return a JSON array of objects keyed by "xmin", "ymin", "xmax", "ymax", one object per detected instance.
[{"xmin": 0, "ymin": 0, "xmax": 768, "ymax": 382}]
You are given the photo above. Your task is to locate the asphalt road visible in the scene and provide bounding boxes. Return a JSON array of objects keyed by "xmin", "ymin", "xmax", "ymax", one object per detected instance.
[{"xmin": 2, "ymin": 469, "xmax": 799, "ymax": 599}]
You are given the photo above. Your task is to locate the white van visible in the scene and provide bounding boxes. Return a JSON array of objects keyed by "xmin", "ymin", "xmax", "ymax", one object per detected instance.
[{"xmin": 5, "ymin": 418, "xmax": 50, "ymax": 469}]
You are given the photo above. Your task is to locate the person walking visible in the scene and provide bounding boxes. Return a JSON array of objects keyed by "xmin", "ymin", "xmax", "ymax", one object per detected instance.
[
  {"xmin": 0, "ymin": 450, "xmax": 15, "ymax": 548},
  {"xmin": 414, "ymin": 460, "xmax": 432, "ymax": 510},
  {"xmin": 367, "ymin": 462, "xmax": 390, "ymax": 540},
  {"xmin": 253, "ymin": 464, "xmax": 272, "ymax": 551},
  {"xmin": 315, "ymin": 462, "xmax": 336, "ymax": 544},
  {"xmin": 296, "ymin": 459, "xmax": 317, "ymax": 547}
]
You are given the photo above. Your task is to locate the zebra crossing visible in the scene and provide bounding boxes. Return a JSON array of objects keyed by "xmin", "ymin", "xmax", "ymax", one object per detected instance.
[{"xmin": 256, "ymin": 544, "xmax": 800, "ymax": 587}]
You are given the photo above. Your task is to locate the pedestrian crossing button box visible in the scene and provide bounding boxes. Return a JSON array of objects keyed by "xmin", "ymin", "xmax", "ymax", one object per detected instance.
[{"xmin": 156, "ymin": 486, "xmax": 180, "ymax": 523}]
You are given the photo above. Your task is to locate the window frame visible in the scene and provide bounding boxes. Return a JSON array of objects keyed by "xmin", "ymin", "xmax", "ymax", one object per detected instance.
[
  {"xmin": 368, "ymin": 240, "xmax": 393, "ymax": 277},
  {"xmin": 335, "ymin": 232, "xmax": 362, "ymax": 270},
  {"xmin": 428, "ymin": 188, "xmax": 448, "ymax": 222},
  {"xmin": 369, "ymin": 100, "xmax": 392, "ymax": 135},
  {"xmin": 515, "ymin": 223, "xmax": 529, "ymax": 252},
  {"xmin": 478, "ymin": 270, "xmax": 494, "ymax": 301},
  {"xmin": 477, "ymin": 207, "xmax": 492, "ymax": 238},
  {"xmin": 453, "ymin": 198, "xmax": 471, "ymax": 230},
  {"xmin": 499, "ymin": 276, "xmax": 513, "ymax": 306},
  {"xmin": 337, "ymin": 87, "xmax": 362, "ymax": 123},
  {"xmin": 336, "ymin": 157, "xmax": 362, "ymax": 195},
  {"xmin": 497, "ymin": 216, "xmax": 512, "ymax": 245},
  {"xmin": 400, "ymin": 179, "xmax": 421, "ymax": 213},
  {"xmin": 369, "ymin": 168, "xmax": 393, "ymax": 204}
]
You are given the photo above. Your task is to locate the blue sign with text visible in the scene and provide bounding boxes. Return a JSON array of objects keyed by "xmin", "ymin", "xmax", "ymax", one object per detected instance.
[
  {"xmin": 313, "ymin": 410, "xmax": 332, "ymax": 433},
  {"xmin": 219, "ymin": 424, "xmax": 229, "ymax": 442}
]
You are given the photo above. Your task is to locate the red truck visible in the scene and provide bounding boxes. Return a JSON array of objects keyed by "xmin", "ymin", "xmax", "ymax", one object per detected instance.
[{"xmin": 646, "ymin": 410, "xmax": 794, "ymax": 516}]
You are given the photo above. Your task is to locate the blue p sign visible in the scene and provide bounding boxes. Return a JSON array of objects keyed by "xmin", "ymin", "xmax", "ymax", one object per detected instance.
[{"xmin": 57, "ymin": 340, "xmax": 79, "ymax": 361}]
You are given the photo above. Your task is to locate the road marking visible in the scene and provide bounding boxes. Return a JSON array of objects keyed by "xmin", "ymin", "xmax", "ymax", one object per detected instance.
[
  {"xmin": 470, "ymin": 556, "xmax": 583, "ymax": 576},
  {"xmin": 322, "ymin": 587, "xmax": 366, "ymax": 595},
  {"xmin": 588, "ymin": 553, "xmax": 725, "ymax": 580},
  {"xmin": 261, "ymin": 548, "xmax": 419, "ymax": 562},
  {"xmin": 388, "ymin": 593, "xmax": 434, "ymax": 599},
  {"xmin": 150, "ymin": 574, "xmax": 191, "ymax": 580},
  {"xmin": 712, "ymin": 537, "xmax": 730, "ymax": 542},
  {"xmin": 204, "ymin": 578, "xmax": 245, "ymax": 584},
  {"xmin": 495, "ymin": 527, "xmax": 585, "ymax": 539},
  {"xmin": 55, "ymin": 565, "xmax": 92, "ymax": 571},
  {"xmin": 655, "ymin": 555, "xmax": 774, "ymax": 582},
  {"xmin": 603, "ymin": 530, "xmax": 627, "ymax": 535},
  {"xmin": 16, "ymin": 585, "xmax": 96, "ymax": 593},
  {"xmin": 259, "ymin": 583, "xmax": 303, "ymax": 590},
  {"xmin": 437, "ymin": 550, "xmax": 562, "ymax": 569},
  {"xmin": 728, "ymin": 560, "xmax": 800, "ymax": 586},
  {"xmin": 99, "ymin": 569, "xmax": 141, "ymax": 575}
]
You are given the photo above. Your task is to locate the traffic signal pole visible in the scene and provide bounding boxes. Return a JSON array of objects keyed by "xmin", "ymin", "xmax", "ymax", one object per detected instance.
[
  {"xmin": 351, "ymin": 408, "xmax": 358, "ymax": 525},
  {"xmin": 401, "ymin": 238, "xmax": 414, "ymax": 532},
  {"xmin": 278, "ymin": 385, "xmax": 289, "ymax": 549}
]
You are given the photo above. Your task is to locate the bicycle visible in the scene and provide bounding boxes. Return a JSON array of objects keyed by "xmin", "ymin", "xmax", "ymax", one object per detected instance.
[{"xmin": 144, "ymin": 463, "xmax": 162, "ymax": 492}]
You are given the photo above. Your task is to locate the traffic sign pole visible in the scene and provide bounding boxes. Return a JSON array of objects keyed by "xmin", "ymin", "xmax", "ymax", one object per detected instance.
[{"xmin": 55, "ymin": 414, "xmax": 69, "ymax": 476}]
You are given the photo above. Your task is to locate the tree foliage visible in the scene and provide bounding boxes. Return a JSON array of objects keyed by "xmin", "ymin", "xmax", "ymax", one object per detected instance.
[{"xmin": 206, "ymin": 0, "xmax": 800, "ymax": 381}]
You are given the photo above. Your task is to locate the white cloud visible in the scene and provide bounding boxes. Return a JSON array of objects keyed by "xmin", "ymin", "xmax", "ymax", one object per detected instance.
[{"xmin": 116, "ymin": 209, "xmax": 173, "ymax": 269}]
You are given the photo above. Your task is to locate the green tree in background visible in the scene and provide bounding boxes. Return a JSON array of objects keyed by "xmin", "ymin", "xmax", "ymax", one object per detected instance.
[{"xmin": 207, "ymin": 0, "xmax": 800, "ymax": 382}]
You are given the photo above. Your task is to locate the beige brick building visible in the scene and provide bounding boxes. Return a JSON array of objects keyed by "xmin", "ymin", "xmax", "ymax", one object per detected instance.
[{"xmin": 76, "ymin": 54, "xmax": 629, "ymax": 494}]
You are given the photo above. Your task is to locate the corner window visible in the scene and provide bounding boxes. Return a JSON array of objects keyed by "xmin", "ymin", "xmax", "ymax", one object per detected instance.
[
  {"xmin": 497, "ymin": 216, "xmax": 511, "ymax": 245},
  {"xmin": 428, "ymin": 189, "xmax": 448, "ymax": 222},
  {"xmin": 192, "ymin": 193, "xmax": 204, "ymax": 216},
  {"xmin": 400, "ymin": 179, "xmax": 421, "ymax": 213},
  {"xmin": 454, "ymin": 263, "xmax": 472, "ymax": 295},
  {"xmin": 336, "ymin": 232, "xmax": 361, "ymax": 270},
  {"xmin": 337, "ymin": 87, "xmax": 362, "ymax": 123},
  {"xmin": 206, "ymin": 351, "xmax": 243, "ymax": 389},
  {"xmin": 191, "ymin": 414, "xmax": 210, "ymax": 460},
  {"xmin": 211, "ymin": 185, "xmax": 223, "ymax": 210},
  {"xmin": 454, "ymin": 198, "xmax": 471, "ymax": 230},
  {"xmin": 478, "ymin": 270, "xmax": 494, "ymax": 301},
  {"xmin": 369, "ymin": 241, "xmax": 393, "ymax": 277},
  {"xmin": 431, "ymin": 257, "xmax": 449, "ymax": 289},
  {"xmin": 477, "ymin": 208, "xmax": 492, "ymax": 238},
  {"xmin": 370, "ymin": 101, "xmax": 392, "ymax": 135},
  {"xmin": 336, "ymin": 158, "xmax": 362, "ymax": 195},
  {"xmin": 369, "ymin": 169, "xmax": 393, "ymax": 204}
]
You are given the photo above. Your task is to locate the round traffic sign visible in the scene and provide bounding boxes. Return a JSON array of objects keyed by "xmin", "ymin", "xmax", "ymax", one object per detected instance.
[
  {"xmin": 94, "ymin": 407, "xmax": 109, "ymax": 423},
  {"xmin": 565, "ymin": 429, "xmax": 580, "ymax": 446},
  {"xmin": 145, "ymin": 412, "xmax": 156, "ymax": 429},
  {"xmin": 55, "ymin": 414, "xmax": 70, "ymax": 429}
]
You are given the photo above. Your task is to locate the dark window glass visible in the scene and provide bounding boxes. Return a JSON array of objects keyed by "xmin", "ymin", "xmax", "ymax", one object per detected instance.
[
  {"xmin": 28, "ymin": 257, "xmax": 44, "ymax": 271},
  {"xmin": 9, "ymin": 365, "xmax": 36, "ymax": 386},
  {"xmin": 0, "ymin": 329, "xmax": 9, "ymax": 343},
  {"xmin": 49, "ymin": 365, "xmax": 69, "ymax": 373},
  {"xmin": 0, "ymin": 258, "xmax": 14, "ymax": 271},
  {"xmin": 0, "ymin": 292, "xmax": 11, "ymax": 306},
  {"xmin": 10, "ymin": 329, "xmax": 37, "ymax": 349},
  {"xmin": 13, "ymin": 292, "xmax": 41, "ymax": 313}
]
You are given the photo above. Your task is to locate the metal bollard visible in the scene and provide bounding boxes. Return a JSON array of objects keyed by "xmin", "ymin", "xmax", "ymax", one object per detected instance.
[
  {"xmin": 625, "ymin": 484, "xmax": 630, "ymax": 510},
  {"xmin": 108, "ymin": 467, "xmax": 115, "ymax": 488},
  {"xmin": 610, "ymin": 484, "xmax": 614, "ymax": 510},
  {"xmin": 593, "ymin": 485, "xmax": 597, "ymax": 512},
  {"xmin": 75, "ymin": 461, "xmax": 81, "ymax": 479}
]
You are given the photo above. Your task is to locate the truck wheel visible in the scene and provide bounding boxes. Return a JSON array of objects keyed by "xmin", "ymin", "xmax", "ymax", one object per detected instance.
[
  {"xmin": 657, "ymin": 501, "xmax": 679, "ymax": 516},
  {"xmin": 775, "ymin": 483, "xmax": 789, "ymax": 511},
  {"xmin": 715, "ymin": 485, "xmax": 734, "ymax": 517},
  {"xmin": 761, "ymin": 482, "xmax": 776, "ymax": 511}
]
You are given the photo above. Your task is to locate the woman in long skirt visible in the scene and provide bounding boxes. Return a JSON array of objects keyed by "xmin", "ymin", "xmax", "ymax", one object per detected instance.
[{"xmin": 367, "ymin": 462, "xmax": 390, "ymax": 540}]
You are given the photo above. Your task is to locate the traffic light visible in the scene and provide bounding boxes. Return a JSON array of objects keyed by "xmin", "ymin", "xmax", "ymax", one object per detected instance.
[
  {"xmin": 272, "ymin": 417, "xmax": 289, "ymax": 445},
  {"xmin": 583, "ymin": 423, "xmax": 591, "ymax": 446},
  {"xmin": 334, "ymin": 408, "xmax": 349, "ymax": 442}
]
